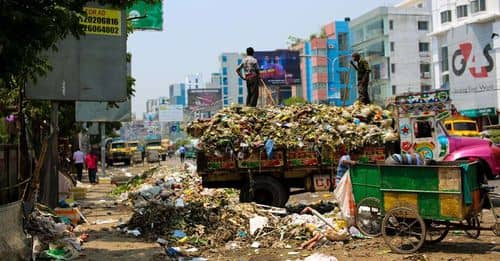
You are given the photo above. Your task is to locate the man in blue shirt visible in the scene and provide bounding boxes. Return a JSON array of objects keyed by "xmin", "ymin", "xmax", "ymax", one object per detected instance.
[
  {"xmin": 336, "ymin": 152, "xmax": 357, "ymax": 185},
  {"xmin": 178, "ymin": 145, "xmax": 186, "ymax": 163}
]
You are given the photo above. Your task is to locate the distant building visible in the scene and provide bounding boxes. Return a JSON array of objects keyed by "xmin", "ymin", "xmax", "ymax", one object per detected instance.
[
  {"xmin": 185, "ymin": 73, "xmax": 203, "ymax": 105},
  {"xmin": 219, "ymin": 52, "xmax": 245, "ymax": 106},
  {"xmin": 145, "ymin": 98, "xmax": 159, "ymax": 114},
  {"xmin": 429, "ymin": 0, "xmax": 499, "ymax": 126},
  {"xmin": 291, "ymin": 19, "xmax": 356, "ymax": 105},
  {"xmin": 205, "ymin": 73, "xmax": 222, "ymax": 89},
  {"xmin": 168, "ymin": 83, "xmax": 186, "ymax": 106},
  {"xmin": 350, "ymin": 0, "xmax": 432, "ymax": 104}
]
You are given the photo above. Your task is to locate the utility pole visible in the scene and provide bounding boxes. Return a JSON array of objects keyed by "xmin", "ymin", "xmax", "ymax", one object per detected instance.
[{"xmin": 100, "ymin": 123, "xmax": 106, "ymax": 177}]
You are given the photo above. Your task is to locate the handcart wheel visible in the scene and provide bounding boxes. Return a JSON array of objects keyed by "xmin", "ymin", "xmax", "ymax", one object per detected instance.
[
  {"xmin": 356, "ymin": 197, "xmax": 383, "ymax": 237},
  {"xmin": 493, "ymin": 224, "xmax": 500, "ymax": 236},
  {"xmin": 382, "ymin": 207, "xmax": 426, "ymax": 254},
  {"xmin": 424, "ymin": 222, "xmax": 450, "ymax": 244},
  {"xmin": 464, "ymin": 215, "xmax": 480, "ymax": 239}
]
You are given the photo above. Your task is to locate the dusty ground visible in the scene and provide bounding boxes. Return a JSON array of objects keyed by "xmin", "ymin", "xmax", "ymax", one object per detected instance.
[{"xmin": 75, "ymin": 161, "xmax": 500, "ymax": 261}]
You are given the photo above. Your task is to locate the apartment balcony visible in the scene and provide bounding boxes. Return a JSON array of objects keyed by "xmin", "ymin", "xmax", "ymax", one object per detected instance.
[
  {"xmin": 311, "ymin": 38, "xmax": 327, "ymax": 49},
  {"xmin": 312, "ymin": 56, "xmax": 328, "ymax": 66},
  {"xmin": 313, "ymin": 73, "xmax": 328, "ymax": 83}
]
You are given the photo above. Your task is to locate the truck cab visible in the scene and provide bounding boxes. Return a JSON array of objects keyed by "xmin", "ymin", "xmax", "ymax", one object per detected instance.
[
  {"xmin": 395, "ymin": 90, "xmax": 500, "ymax": 179},
  {"xmin": 107, "ymin": 140, "xmax": 132, "ymax": 165},
  {"xmin": 443, "ymin": 116, "xmax": 480, "ymax": 137}
]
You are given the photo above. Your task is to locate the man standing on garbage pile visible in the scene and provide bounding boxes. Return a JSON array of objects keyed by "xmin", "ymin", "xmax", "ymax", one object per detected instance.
[
  {"xmin": 72, "ymin": 147, "xmax": 85, "ymax": 182},
  {"xmin": 178, "ymin": 145, "xmax": 186, "ymax": 163},
  {"xmin": 350, "ymin": 52, "xmax": 371, "ymax": 104},
  {"xmin": 336, "ymin": 149, "xmax": 357, "ymax": 185},
  {"xmin": 85, "ymin": 150, "xmax": 98, "ymax": 185},
  {"xmin": 236, "ymin": 47, "xmax": 260, "ymax": 107}
]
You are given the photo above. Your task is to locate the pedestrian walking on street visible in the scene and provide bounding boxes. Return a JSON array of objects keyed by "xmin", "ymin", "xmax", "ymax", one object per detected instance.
[
  {"xmin": 351, "ymin": 52, "xmax": 371, "ymax": 104},
  {"xmin": 85, "ymin": 151, "xmax": 98, "ymax": 185},
  {"xmin": 236, "ymin": 47, "xmax": 260, "ymax": 107},
  {"xmin": 72, "ymin": 148, "xmax": 85, "ymax": 182},
  {"xmin": 178, "ymin": 145, "xmax": 186, "ymax": 163}
]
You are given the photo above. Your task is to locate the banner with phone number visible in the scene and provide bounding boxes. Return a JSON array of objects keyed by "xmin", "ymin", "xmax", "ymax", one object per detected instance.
[{"xmin": 80, "ymin": 7, "xmax": 121, "ymax": 36}]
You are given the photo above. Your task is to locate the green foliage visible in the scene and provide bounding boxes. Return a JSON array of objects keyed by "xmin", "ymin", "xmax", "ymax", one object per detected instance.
[{"xmin": 283, "ymin": 96, "xmax": 307, "ymax": 106}]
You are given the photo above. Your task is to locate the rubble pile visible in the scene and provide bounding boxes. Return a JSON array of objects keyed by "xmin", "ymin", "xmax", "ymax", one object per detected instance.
[
  {"xmin": 187, "ymin": 102, "xmax": 397, "ymax": 153},
  {"xmin": 120, "ymin": 165, "xmax": 358, "ymax": 255},
  {"xmin": 26, "ymin": 204, "xmax": 87, "ymax": 260}
]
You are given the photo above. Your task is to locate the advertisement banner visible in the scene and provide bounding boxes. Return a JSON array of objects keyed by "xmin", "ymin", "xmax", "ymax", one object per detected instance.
[
  {"xmin": 127, "ymin": 0, "xmax": 163, "ymax": 30},
  {"xmin": 159, "ymin": 105, "xmax": 183, "ymax": 122},
  {"xmin": 81, "ymin": 7, "xmax": 121, "ymax": 36},
  {"xmin": 444, "ymin": 23, "xmax": 497, "ymax": 111},
  {"xmin": 187, "ymin": 88, "xmax": 222, "ymax": 111},
  {"xmin": 254, "ymin": 50, "xmax": 301, "ymax": 86}
]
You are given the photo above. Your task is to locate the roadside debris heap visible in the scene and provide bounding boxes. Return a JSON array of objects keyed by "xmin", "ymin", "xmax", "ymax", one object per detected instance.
[
  {"xmin": 119, "ymin": 165, "xmax": 366, "ymax": 258},
  {"xmin": 187, "ymin": 102, "xmax": 397, "ymax": 153}
]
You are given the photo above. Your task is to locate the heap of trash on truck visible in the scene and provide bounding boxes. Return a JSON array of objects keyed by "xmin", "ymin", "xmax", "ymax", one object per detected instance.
[
  {"xmin": 115, "ymin": 164, "xmax": 367, "ymax": 259},
  {"xmin": 187, "ymin": 102, "xmax": 398, "ymax": 154}
]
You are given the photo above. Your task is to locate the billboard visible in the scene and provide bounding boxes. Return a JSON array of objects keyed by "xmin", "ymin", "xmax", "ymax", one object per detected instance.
[
  {"xmin": 26, "ymin": 4, "xmax": 127, "ymax": 101},
  {"xmin": 159, "ymin": 105, "xmax": 183, "ymax": 122},
  {"xmin": 188, "ymin": 88, "xmax": 222, "ymax": 111},
  {"xmin": 75, "ymin": 100, "xmax": 131, "ymax": 122},
  {"xmin": 127, "ymin": 0, "xmax": 163, "ymax": 30},
  {"xmin": 254, "ymin": 50, "xmax": 301, "ymax": 86},
  {"xmin": 443, "ymin": 23, "xmax": 497, "ymax": 111}
]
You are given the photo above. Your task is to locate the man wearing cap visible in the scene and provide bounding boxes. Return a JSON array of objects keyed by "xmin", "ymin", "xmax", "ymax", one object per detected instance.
[{"xmin": 351, "ymin": 53, "xmax": 371, "ymax": 104}]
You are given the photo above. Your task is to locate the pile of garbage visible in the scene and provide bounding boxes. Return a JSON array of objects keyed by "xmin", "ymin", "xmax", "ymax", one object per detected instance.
[
  {"xmin": 118, "ymin": 164, "xmax": 365, "ymax": 258},
  {"xmin": 26, "ymin": 204, "xmax": 88, "ymax": 260},
  {"xmin": 187, "ymin": 102, "xmax": 397, "ymax": 153}
]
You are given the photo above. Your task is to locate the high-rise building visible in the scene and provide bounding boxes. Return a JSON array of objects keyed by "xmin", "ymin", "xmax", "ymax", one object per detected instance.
[
  {"xmin": 185, "ymin": 73, "xmax": 203, "ymax": 105},
  {"xmin": 205, "ymin": 73, "xmax": 222, "ymax": 89},
  {"xmin": 430, "ymin": 0, "xmax": 499, "ymax": 126},
  {"xmin": 350, "ymin": 0, "xmax": 433, "ymax": 104},
  {"xmin": 219, "ymin": 53, "xmax": 245, "ymax": 106},
  {"xmin": 146, "ymin": 98, "xmax": 159, "ymax": 114},
  {"xmin": 291, "ymin": 20, "xmax": 357, "ymax": 105},
  {"xmin": 168, "ymin": 83, "xmax": 186, "ymax": 106}
]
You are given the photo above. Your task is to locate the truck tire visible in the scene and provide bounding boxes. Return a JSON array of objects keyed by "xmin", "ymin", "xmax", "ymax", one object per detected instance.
[
  {"xmin": 239, "ymin": 176, "xmax": 289, "ymax": 207},
  {"xmin": 162, "ymin": 155, "xmax": 167, "ymax": 161}
]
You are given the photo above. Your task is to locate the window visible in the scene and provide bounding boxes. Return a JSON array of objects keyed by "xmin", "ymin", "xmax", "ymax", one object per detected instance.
[
  {"xmin": 457, "ymin": 5, "xmax": 468, "ymax": 18},
  {"xmin": 420, "ymin": 63, "xmax": 431, "ymax": 78},
  {"xmin": 339, "ymin": 56, "xmax": 349, "ymax": 68},
  {"xmin": 471, "ymin": 0, "xmax": 486, "ymax": 13},
  {"xmin": 223, "ymin": 87, "xmax": 228, "ymax": 95},
  {"xmin": 224, "ymin": 99, "xmax": 229, "ymax": 106},
  {"xmin": 338, "ymin": 32, "xmax": 348, "ymax": 51},
  {"xmin": 417, "ymin": 21, "xmax": 429, "ymax": 31},
  {"xmin": 238, "ymin": 97, "xmax": 244, "ymax": 104},
  {"xmin": 222, "ymin": 56, "xmax": 227, "ymax": 62},
  {"xmin": 440, "ymin": 10, "xmax": 452, "ymax": 23},
  {"xmin": 389, "ymin": 20, "xmax": 393, "ymax": 30},
  {"xmin": 390, "ymin": 41, "xmax": 395, "ymax": 52},
  {"xmin": 441, "ymin": 74, "xmax": 450, "ymax": 88},
  {"xmin": 222, "ymin": 67, "xmax": 227, "ymax": 75},
  {"xmin": 238, "ymin": 78, "xmax": 243, "ymax": 85},
  {"xmin": 392, "ymin": 85, "xmax": 396, "ymax": 95},
  {"xmin": 445, "ymin": 123, "xmax": 452, "ymax": 131},
  {"xmin": 440, "ymin": 46, "xmax": 449, "ymax": 72},
  {"xmin": 391, "ymin": 63, "xmax": 396, "ymax": 74},
  {"xmin": 222, "ymin": 77, "xmax": 228, "ymax": 85},
  {"xmin": 238, "ymin": 87, "xmax": 243, "ymax": 95},
  {"xmin": 340, "ymin": 71, "xmax": 349, "ymax": 84},
  {"xmin": 419, "ymin": 42, "xmax": 430, "ymax": 52},
  {"xmin": 414, "ymin": 120, "xmax": 433, "ymax": 138},
  {"xmin": 421, "ymin": 85, "xmax": 432, "ymax": 92},
  {"xmin": 237, "ymin": 59, "xmax": 242, "ymax": 64},
  {"xmin": 454, "ymin": 122, "xmax": 478, "ymax": 131},
  {"xmin": 372, "ymin": 64, "xmax": 381, "ymax": 80},
  {"xmin": 313, "ymin": 66, "xmax": 328, "ymax": 73}
]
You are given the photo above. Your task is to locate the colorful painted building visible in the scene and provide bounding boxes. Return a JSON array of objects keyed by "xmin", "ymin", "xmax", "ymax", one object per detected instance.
[{"xmin": 291, "ymin": 19, "xmax": 356, "ymax": 105}]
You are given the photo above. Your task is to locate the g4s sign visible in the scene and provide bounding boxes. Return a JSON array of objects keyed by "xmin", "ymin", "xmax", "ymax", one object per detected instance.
[{"xmin": 452, "ymin": 42, "xmax": 494, "ymax": 78}]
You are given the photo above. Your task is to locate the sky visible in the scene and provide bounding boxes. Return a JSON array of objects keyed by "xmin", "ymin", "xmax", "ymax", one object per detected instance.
[{"xmin": 128, "ymin": 0, "xmax": 402, "ymax": 117}]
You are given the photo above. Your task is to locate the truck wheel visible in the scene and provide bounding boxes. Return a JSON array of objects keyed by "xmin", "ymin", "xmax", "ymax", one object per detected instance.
[
  {"xmin": 162, "ymin": 155, "xmax": 167, "ymax": 161},
  {"xmin": 239, "ymin": 176, "xmax": 288, "ymax": 207}
]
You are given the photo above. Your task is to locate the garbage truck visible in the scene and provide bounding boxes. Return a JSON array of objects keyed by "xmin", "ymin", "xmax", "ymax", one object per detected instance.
[{"xmin": 196, "ymin": 90, "xmax": 500, "ymax": 207}]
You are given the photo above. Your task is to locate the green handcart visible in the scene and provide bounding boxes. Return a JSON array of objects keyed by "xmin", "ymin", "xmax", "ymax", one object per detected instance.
[{"xmin": 350, "ymin": 162, "xmax": 500, "ymax": 254}]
